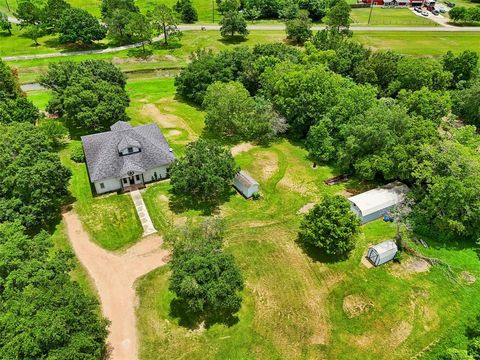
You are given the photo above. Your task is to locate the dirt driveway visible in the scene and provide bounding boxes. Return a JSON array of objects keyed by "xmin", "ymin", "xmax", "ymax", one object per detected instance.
[{"xmin": 63, "ymin": 211, "xmax": 170, "ymax": 360}]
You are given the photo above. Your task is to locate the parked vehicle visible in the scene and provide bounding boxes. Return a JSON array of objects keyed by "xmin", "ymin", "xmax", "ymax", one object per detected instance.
[
  {"xmin": 439, "ymin": 8, "xmax": 446, "ymax": 13},
  {"xmin": 446, "ymin": 1, "xmax": 456, "ymax": 7},
  {"xmin": 414, "ymin": 6, "xmax": 422, "ymax": 12},
  {"xmin": 432, "ymin": 9, "xmax": 440, "ymax": 15},
  {"xmin": 422, "ymin": 10, "xmax": 429, "ymax": 16}
]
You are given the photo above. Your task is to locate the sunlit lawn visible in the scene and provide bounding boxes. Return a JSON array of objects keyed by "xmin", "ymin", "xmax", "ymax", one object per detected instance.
[{"xmin": 351, "ymin": 7, "xmax": 438, "ymax": 26}]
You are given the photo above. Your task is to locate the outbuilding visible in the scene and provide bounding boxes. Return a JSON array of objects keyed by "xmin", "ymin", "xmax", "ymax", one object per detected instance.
[
  {"xmin": 233, "ymin": 171, "xmax": 259, "ymax": 199},
  {"xmin": 367, "ymin": 240, "xmax": 398, "ymax": 266},
  {"xmin": 348, "ymin": 181, "xmax": 409, "ymax": 224}
]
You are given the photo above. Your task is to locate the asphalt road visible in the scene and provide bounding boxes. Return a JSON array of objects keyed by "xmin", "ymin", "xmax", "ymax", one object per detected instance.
[{"xmin": 3, "ymin": 23, "xmax": 480, "ymax": 62}]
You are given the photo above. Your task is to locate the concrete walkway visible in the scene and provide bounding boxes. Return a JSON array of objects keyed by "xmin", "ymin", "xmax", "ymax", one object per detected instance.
[
  {"xmin": 63, "ymin": 211, "xmax": 170, "ymax": 360},
  {"xmin": 130, "ymin": 190, "xmax": 157, "ymax": 237}
]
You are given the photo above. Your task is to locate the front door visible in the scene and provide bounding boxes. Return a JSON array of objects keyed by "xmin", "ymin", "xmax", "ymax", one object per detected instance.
[{"xmin": 129, "ymin": 176, "xmax": 135, "ymax": 185}]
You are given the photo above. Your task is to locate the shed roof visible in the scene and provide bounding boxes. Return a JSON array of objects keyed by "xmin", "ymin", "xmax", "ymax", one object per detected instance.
[
  {"xmin": 370, "ymin": 240, "xmax": 397, "ymax": 255},
  {"xmin": 348, "ymin": 181, "xmax": 409, "ymax": 217},
  {"xmin": 235, "ymin": 171, "xmax": 258, "ymax": 188}
]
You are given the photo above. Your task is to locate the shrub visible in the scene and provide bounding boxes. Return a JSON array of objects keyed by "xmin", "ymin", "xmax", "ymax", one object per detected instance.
[{"xmin": 70, "ymin": 142, "xmax": 85, "ymax": 163}]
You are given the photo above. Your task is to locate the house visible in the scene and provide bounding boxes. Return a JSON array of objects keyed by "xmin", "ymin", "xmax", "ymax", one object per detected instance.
[
  {"xmin": 348, "ymin": 181, "xmax": 409, "ymax": 224},
  {"xmin": 81, "ymin": 121, "xmax": 175, "ymax": 195},
  {"xmin": 367, "ymin": 240, "xmax": 398, "ymax": 266},
  {"xmin": 233, "ymin": 171, "xmax": 259, "ymax": 199}
]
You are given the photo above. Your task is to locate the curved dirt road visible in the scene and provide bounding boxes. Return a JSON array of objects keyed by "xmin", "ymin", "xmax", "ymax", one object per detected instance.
[{"xmin": 63, "ymin": 211, "xmax": 170, "ymax": 360}]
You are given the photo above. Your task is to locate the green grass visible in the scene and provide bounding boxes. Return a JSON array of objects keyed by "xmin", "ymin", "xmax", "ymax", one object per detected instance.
[
  {"xmin": 131, "ymin": 77, "xmax": 480, "ymax": 359},
  {"xmin": 353, "ymin": 31, "xmax": 480, "ymax": 55},
  {"xmin": 350, "ymin": 7, "xmax": 438, "ymax": 26},
  {"xmin": 57, "ymin": 141, "xmax": 143, "ymax": 251},
  {"xmin": 26, "ymin": 89, "xmax": 51, "ymax": 110},
  {"xmin": 6, "ymin": 30, "xmax": 287, "ymax": 83}
]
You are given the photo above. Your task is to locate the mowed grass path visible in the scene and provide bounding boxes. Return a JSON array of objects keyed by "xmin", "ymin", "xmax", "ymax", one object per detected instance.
[
  {"xmin": 350, "ymin": 8, "xmax": 437, "ymax": 26},
  {"xmin": 130, "ymin": 77, "xmax": 480, "ymax": 359}
]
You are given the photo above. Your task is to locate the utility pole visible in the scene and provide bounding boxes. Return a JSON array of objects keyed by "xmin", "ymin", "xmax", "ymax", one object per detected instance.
[
  {"xmin": 367, "ymin": 0, "xmax": 374, "ymax": 24},
  {"xmin": 212, "ymin": 0, "xmax": 215, "ymax": 23}
]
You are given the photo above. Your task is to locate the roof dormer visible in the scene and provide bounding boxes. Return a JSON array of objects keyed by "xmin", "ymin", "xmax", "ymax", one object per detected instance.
[{"xmin": 118, "ymin": 136, "xmax": 142, "ymax": 156}]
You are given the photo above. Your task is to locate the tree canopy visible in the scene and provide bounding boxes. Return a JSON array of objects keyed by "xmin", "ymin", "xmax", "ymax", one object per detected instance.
[
  {"xmin": 285, "ymin": 9, "xmax": 312, "ymax": 45},
  {"xmin": 58, "ymin": 8, "xmax": 107, "ymax": 44},
  {"xmin": 298, "ymin": 195, "xmax": 360, "ymax": 257},
  {"xmin": 220, "ymin": 10, "xmax": 249, "ymax": 38},
  {"xmin": 169, "ymin": 139, "xmax": 238, "ymax": 204}
]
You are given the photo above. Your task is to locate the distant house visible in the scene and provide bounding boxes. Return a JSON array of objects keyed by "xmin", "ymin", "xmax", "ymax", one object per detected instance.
[
  {"xmin": 367, "ymin": 240, "xmax": 398, "ymax": 266},
  {"xmin": 81, "ymin": 121, "xmax": 175, "ymax": 195},
  {"xmin": 233, "ymin": 171, "xmax": 259, "ymax": 199},
  {"xmin": 348, "ymin": 181, "xmax": 409, "ymax": 224}
]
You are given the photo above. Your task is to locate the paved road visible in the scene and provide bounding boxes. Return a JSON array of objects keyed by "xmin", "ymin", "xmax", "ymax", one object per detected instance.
[
  {"xmin": 3, "ymin": 23, "xmax": 480, "ymax": 62},
  {"xmin": 63, "ymin": 211, "xmax": 170, "ymax": 360}
]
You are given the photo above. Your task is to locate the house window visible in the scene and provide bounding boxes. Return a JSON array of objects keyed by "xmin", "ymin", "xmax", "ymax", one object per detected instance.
[
  {"xmin": 136, "ymin": 175, "xmax": 140, "ymax": 181},
  {"xmin": 123, "ymin": 178, "xmax": 128, "ymax": 184},
  {"xmin": 100, "ymin": 183, "xmax": 105, "ymax": 189},
  {"xmin": 128, "ymin": 147, "xmax": 134, "ymax": 153}
]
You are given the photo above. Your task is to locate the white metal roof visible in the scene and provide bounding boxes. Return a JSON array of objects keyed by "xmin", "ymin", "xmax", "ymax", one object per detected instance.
[
  {"xmin": 348, "ymin": 181, "xmax": 409, "ymax": 217},
  {"xmin": 370, "ymin": 240, "xmax": 397, "ymax": 255},
  {"xmin": 235, "ymin": 171, "xmax": 259, "ymax": 188}
]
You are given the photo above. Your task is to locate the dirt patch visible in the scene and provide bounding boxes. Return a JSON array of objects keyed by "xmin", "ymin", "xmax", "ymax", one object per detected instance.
[
  {"xmin": 173, "ymin": 216, "xmax": 187, "ymax": 227},
  {"xmin": 343, "ymin": 294, "xmax": 374, "ymax": 319},
  {"xmin": 158, "ymin": 195, "xmax": 169, "ymax": 202},
  {"xmin": 391, "ymin": 257, "xmax": 431, "ymax": 277},
  {"xmin": 297, "ymin": 202, "xmax": 315, "ymax": 215},
  {"xmin": 254, "ymin": 151, "xmax": 279, "ymax": 181},
  {"xmin": 460, "ymin": 271, "xmax": 477, "ymax": 285},
  {"xmin": 111, "ymin": 55, "xmax": 177, "ymax": 65},
  {"xmin": 231, "ymin": 143, "xmax": 254, "ymax": 156},
  {"xmin": 391, "ymin": 321, "xmax": 413, "ymax": 348},
  {"xmin": 278, "ymin": 176, "xmax": 309, "ymax": 195},
  {"xmin": 142, "ymin": 104, "xmax": 182, "ymax": 128},
  {"xmin": 167, "ymin": 129, "xmax": 181, "ymax": 136}
]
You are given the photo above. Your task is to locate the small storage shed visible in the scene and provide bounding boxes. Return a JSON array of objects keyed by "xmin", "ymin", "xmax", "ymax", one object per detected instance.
[
  {"xmin": 234, "ymin": 171, "xmax": 259, "ymax": 199},
  {"xmin": 348, "ymin": 181, "xmax": 409, "ymax": 224},
  {"xmin": 367, "ymin": 240, "xmax": 398, "ymax": 266}
]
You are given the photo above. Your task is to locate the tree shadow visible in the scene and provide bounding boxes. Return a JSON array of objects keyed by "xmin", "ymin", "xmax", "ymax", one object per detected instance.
[
  {"xmin": 169, "ymin": 298, "xmax": 239, "ymax": 329},
  {"xmin": 295, "ymin": 236, "xmax": 350, "ymax": 264},
  {"xmin": 168, "ymin": 189, "xmax": 235, "ymax": 216},
  {"xmin": 218, "ymin": 35, "xmax": 248, "ymax": 45},
  {"xmin": 127, "ymin": 48, "xmax": 153, "ymax": 58},
  {"xmin": 150, "ymin": 40, "xmax": 182, "ymax": 51}
]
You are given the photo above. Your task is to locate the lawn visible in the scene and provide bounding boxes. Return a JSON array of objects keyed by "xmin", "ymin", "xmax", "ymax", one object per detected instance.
[
  {"xmin": 130, "ymin": 76, "xmax": 480, "ymax": 359},
  {"xmin": 350, "ymin": 7, "xmax": 438, "ymax": 26},
  {"xmin": 57, "ymin": 141, "xmax": 144, "ymax": 251},
  {"xmin": 353, "ymin": 31, "xmax": 480, "ymax": 55},
  {"xmin": 6, "ymin": 30, "xmax": 287, "ymax": 83}
]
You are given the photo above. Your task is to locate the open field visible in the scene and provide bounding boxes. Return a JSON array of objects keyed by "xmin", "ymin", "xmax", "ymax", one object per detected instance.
[
  {"xmin": 353, "ymin": 31, "xmax": 480, "ymax": 55},
  {"xmin": 108, "ymin": 76, "xmax": 480, "ymax": 359},
  {"xmin": 350, "ymin": 7, "xmax": 438, "ymax": 26}
]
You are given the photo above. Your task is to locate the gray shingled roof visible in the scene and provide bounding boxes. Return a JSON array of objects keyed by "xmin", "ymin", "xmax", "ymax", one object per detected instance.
[{"xmin": 81, "ymin": 121, "xmax": 175, "ymax": 182}]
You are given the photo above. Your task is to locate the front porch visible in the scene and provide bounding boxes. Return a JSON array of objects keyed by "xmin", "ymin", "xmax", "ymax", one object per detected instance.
[{"xmin": 120, "ymin": 183, "xmax": 146, "ymax": 194}]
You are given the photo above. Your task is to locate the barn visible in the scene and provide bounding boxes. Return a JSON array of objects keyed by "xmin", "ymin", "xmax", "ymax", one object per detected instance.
[
  {"xmin": 367, "ymin": 240, "xmax": 398, "ymax": 266},
  {"xmin": 348, "ymin": 181, "xmax": 409, "ymax": 224},
  {"xmin": 234, "ymin": 171, "xmax": 259, "ymax": 199}
]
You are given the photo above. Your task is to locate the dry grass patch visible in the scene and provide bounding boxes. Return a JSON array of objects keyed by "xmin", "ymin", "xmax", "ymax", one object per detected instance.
[
  {"xmin": 231, "ymin": 142, "xmax": 254, "ymax": 156},
  {"xmin": 142, "ymin": 103, "xmax": 183, "ymax": 128},
  {"xmin": 252, "ymin": 150, "xmax": 279, "ymax": 182},
  {"xmin": 343, "ymin": 294, "xmax": 375, "ymax": 319},
  {"xmin": 390, "ymin": 258, "xmax": 431, "ymax": 278}
]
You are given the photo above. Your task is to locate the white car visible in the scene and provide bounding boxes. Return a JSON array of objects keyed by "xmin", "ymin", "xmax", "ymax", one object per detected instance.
[{"xmin": 421, "ymin": 10, "xmax": 429, "ymax": 16}]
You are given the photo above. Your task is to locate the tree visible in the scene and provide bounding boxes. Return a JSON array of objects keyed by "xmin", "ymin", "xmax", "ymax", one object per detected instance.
[
  {"xmin": 203, "ymin": 81, "xmax": 276, "ymax": 142},
  {"xmin": 298, "ymin": 195, "xmax": 360, "ymax": 257},
  {"xmin": 169, "ymin": 219, "xmax": 244, "ymax": 321},
  {"xmin": 169, "ymin": 139, "xmax": 238, "ymax": 203},
  {"xmin": 398, "ymin": 87, "xmax": 451, "ymax": 124},
  {"xmin": 24, "ymin": 24, "xmax": 44, "ymax": 46},
  {"xmin": 0, "ymin": 96, "xmax": 40, "ymax": 124},
  {"xmin": 175, "ymin": 0, "xmax": 198, "ymax": 23},
  {"xmin": 0, "ymin": 222, "xmax": 108, "ymax": 357},
  {"xmin": 0, "ymin": 59, "xmax": 21, "ymax": 99},
  {"xmin": 390, "ymin": 57, "xmax": 453, "ymax": 94},
  {"xmin": 15, "ymin": 0, "xmax": 42, "ymax": 28},
  {"xmin": 244, "ymin": 6, "xmax": 261, "ymax": 22},
  {"xmin": 42, "ymin": 0, "xmax": 71, "ymax": 33},
  {"xmin": 125, "ymin": 12, "xmax": 153, "ymax": 53},
  {"xmin": 285, "ymin": 9, "xmax": 312, "ymax": 45},
  {"xmin": 0, "ymin": 12, "xmax": 12, "ymax": 35},
  {"xmin": 324, "ymin": 0, "xmax": 351, "ymax": 31},
  {"xmin": 218, "ymin": 0, "xmax": 240, "ymax": 13},
  {"xmin": 148, "ymin": 4, "xmax": 179, "ymax": 46},
  {"xmin": 0, "ymin": 123, "xmax": 71, "ymax": 229},
  {"xmin": 101, "ymin": 0, "xmax": 138, "ymax": 20},
  {"xmin": 105, "ymin": 8, "xmax": 133, "ymax": 43},
  {"xmin": 220, "ymin": 10, "xmax": 248, "ymax": 38},
  {"xmin": 353, "ymin": 50, "xmax": 402, "ymax": 93},
  {"xmin": 452, "ymin": 79, "xmax": 480, "ymax": 126},
  {"xmin": 58, "ymin": 8, "xmax": 107, "ymax": 45},
  {"xmin": 449, "ymin": 6, "xmax": 468, "ymax": 22},
  {"xmin": 442, "ymin": 50, "xmax": 479, "ymax": 85}
]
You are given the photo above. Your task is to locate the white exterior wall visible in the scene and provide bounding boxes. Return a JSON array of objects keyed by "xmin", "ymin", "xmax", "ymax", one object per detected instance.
[
  {"xmin": 94, "ymin": 178, "xmax": 122, "ymax": 194},
  {"xmin": 245, "ymin": 183, "xmax": 259, "ymax": 198},
  {"xmin": 234, "ymin": 178, "xmax": 259, "ymax": 198},
  {"xmin": 143, "ymin": 165, "xmax": 169, "ymax": 183},
  {"xmin": 119, "ymin": 147, "xmax": 141, "ymax": 156}
]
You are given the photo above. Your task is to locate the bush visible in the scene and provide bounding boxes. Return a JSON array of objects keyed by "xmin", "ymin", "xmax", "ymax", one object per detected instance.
[{"xmin": 70, "ymin": 142, "xmax": 85, "ymax": 163}]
